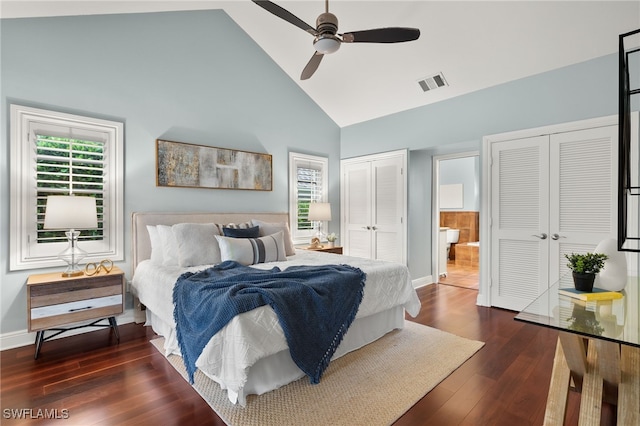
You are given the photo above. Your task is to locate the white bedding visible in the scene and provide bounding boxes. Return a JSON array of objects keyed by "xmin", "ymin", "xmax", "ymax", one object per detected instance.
[{"xmin": 132, "ymin": 249, "xmax": 420, "ymax": 404}]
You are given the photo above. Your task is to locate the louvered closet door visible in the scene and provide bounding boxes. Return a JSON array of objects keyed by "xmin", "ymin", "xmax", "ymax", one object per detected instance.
[
  {"xmin": 549, "ymin": 125, "xmax": 618, "ymax": 288},
  {"xmin": 341, "ymin": 150, "xmax": 407, "ymax": 263},
  {"xmin": 372, "ymin": 156, "xmax": 405, "ymax": 263},
  {"xmin": 342, "ymin": 161, "xmax": 373, "ymax": 259},
  {"xmin": 490, "ymin": 136, "xmax": 550, "ymax": 311},
  {"xmin": 490, "ymin": 124, "xmax": 618, "ymax": 311}
]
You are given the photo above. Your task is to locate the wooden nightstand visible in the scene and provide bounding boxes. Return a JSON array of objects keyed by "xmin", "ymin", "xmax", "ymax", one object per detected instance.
[
  {"xmin": 27, "ymin": 266, "xmax": 125, "ymax": 359},
  {"xmin": 303, "ymin": 246, "xmax": 343, "ymax": 254}
]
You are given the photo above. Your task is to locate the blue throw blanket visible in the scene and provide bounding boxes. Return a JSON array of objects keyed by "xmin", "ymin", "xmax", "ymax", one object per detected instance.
[{"xmin": 173, "ymin": 260, "xmax": 366, "ymax": 384}]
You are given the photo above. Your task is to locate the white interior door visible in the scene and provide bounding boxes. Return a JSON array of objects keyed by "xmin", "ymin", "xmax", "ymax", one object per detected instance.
[
  {"xmin": 549, "ymin": 125, "xmax": 618, "ymax": 287},
  {"xmin": 372, "ymin": 155, "xmax": 406, "ymax": 263},
  {"xmin": 490, "ymin": 135, "xmax": 550, "ymax": 310},
  {"xmin": 342, "ymin": 161, "xmax": 372, "ymax": 259}
]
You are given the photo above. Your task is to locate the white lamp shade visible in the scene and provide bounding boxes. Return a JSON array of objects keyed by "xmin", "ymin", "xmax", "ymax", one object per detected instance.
[
  {"xmin": 44, "ymin": 195, "xmax": 98, "ymax": 230},
  {"xmin": 308, "ymin": 202, "xmax": 332, "ymax": 221}
]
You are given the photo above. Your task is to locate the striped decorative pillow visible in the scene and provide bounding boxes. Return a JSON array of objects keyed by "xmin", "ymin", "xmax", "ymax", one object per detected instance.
[
  {"xmin": 215, "ymin": 231, "xmax": 286, "ymax": 266},
  {"xmin": 213, "ymin": 221, "xmax": 252, "ymax": 235}
]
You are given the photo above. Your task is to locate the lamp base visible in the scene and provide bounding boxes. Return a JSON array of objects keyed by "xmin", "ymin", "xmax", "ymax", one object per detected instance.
[
  {"xmin": 61, "ymin": 269, "xmax": 85, "ymax": 278},
  {"xmin": 58, "ymin": 230, "xmax": 88, "ymax": 277}
]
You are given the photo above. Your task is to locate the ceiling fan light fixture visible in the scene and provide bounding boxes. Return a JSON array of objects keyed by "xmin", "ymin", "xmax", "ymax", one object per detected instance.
[
  {"xmin": 252, "ymin": 1, "xmax": 421, "ymax": 80},
  {"xmin": 314, "ymin": 35, "xmax": 341, "ymax": 54}
]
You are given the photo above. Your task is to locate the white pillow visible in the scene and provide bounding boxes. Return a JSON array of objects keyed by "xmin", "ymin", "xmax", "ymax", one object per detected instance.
[
  {"xmin": 146, "ymin": 225, "xmax": 164, "ymax": 264},
  {"xmin": 172, "ymin": 223, "xmax": 222, "ymax": 267},
  {"xmin": 251, "ymin": 219, "xmax": 295, "ymax": 256},
  {"xmin": 156, "ymin": 225, "xmax": 179, "ymax": 267},
  {"xmin": 215, "ymin": 231, "xmax": 286, "ymax": 266}
]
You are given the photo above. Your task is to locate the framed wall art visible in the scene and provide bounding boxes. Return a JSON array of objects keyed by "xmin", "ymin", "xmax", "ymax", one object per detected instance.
[{"xmin": 156, "ymin": 139, "xmax": 272, "ymax": 191}]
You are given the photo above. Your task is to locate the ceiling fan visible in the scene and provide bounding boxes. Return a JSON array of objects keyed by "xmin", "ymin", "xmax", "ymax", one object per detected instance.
[{"xmin": 252, "ymin": 0, "xmax": 421, "ymax": 80}]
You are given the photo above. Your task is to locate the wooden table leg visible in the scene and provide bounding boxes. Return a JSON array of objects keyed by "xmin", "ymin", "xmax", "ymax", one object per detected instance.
[
  {"xmin": 558, "ymin": 332, "xmax": 587, "ymax": 391},
  {"xmin": 547, "ymin": 332, "xmax": 638, "ymax": 426},
  {"xmin": 578, "ymin": 339, "xmax": 603, "ymax": 425},
  {"xmin": 618, "ymin": 345, "xmax": 640, "ymax": 425},
  {"xmin": 548, "ymin": 333, "xmax": 610, "ymax": 426},
  {"xmin": 544, "ymin": 337, "xmax": 572, "ymax": 425}
]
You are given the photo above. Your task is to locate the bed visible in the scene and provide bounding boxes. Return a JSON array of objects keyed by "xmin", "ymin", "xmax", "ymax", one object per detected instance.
[{"xmin": 130, "ymin": 211, "xmax": 421, "ymax": 406}]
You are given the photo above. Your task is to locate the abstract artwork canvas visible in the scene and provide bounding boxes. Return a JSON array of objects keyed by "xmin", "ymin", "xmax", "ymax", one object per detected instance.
[{"xmin": 156, "ymin": 139, "xmax": 272, "ymax": 191}]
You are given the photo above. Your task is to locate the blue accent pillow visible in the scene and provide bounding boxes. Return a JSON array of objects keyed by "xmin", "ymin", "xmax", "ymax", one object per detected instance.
[{"xmin": 222, "ymin": 225, "xmax": 260, "ymax": 238}]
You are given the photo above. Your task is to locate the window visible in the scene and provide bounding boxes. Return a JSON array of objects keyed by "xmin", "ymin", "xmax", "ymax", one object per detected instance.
[
  {"xmin": 289, "ymin": 152, "xmax": 328, "ymax": 244},
  {"xmin": 10, "ymin": 105, "xmax": 124, "ymax": 271}
]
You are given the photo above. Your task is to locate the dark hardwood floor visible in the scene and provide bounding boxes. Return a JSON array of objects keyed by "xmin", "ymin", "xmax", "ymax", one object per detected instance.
[{"xmin": 1, "ymin": 285, "xmax": 613, "ymax": 425}]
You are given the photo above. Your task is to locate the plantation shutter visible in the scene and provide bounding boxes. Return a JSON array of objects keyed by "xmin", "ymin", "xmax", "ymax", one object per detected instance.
[
  {"xmin": 288, "ymin": 152, "xmax": 328, "ymax": 245},
  {"xmin": 296, "ymin": 165, "xmax": 323, "ymax": 231},
  {"xmin": 30, "ymin": 121, "xmax": 108, "ymax": 248}
]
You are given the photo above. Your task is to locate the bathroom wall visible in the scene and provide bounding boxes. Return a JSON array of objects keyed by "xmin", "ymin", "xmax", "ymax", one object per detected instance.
[
  {"xmin": 440, "ymin": 211, "xmax": 479, "ymax": 260},
  {"xmin": 439, "ymin": 156, "xmax": 479, "ymax": 211},
  {"xmin": 454, "ymin": 243, "xmax": 479, "ymax": 268}
]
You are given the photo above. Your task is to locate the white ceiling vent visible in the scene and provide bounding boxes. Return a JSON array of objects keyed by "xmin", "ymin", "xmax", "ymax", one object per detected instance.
[{"xmin": 418, "ymin": 72, "xmax": 448, "ymax": 92}]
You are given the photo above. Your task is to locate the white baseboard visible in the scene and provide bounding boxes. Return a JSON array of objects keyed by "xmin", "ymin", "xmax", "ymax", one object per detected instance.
[
  {"xmin": 0, "ymin": 309, "xmax": 135, "ymax": 351},
  {"xmin": 413, "ymin": 275, "xmax": 434, "ymax": 288}
]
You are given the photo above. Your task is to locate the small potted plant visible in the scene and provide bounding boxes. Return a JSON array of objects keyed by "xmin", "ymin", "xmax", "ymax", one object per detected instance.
[
  {"xmin": 565, "ymin": 252, "xmax": 608, "ymax": 292},
  {"xmin": 326, "ymin": 233, "xmax": 338, "ymax": 248}
]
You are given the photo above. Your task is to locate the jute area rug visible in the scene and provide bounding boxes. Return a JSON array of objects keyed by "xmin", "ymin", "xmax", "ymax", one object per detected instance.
[{"xmin": 150, "ymin": 321, "xmax": 484, "ymax": 426}]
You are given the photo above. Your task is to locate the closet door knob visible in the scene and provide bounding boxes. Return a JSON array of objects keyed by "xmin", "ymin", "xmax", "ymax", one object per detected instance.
[
  {"xmin": 551, "ymin": 233, "xmax": 565, "ymax": 240},
  {"xmin": 532, "ymin": 233, "xmax": 548, "ymax": 240}
]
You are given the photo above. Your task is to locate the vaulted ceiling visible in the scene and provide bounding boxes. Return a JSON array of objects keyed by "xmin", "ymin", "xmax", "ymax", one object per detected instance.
[{"xmin": 3, "ymin": 1, "xmax": 640, "ymax": 127}]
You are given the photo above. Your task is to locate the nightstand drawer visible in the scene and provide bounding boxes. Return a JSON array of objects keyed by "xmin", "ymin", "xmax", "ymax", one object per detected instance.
[
  {"xmin": 31, "ymin": 294, "xmax": 123, "ymax": 319},
  {"xmin": 27, "ymin": 267, "xmax": 125, "ymax": 333},
  {"xmin": 30, "ymin": 281, "xmax": 122, "ymax": 308},
  {"xmin": 30, "ymin": 295, "xmax": 123, "ymax": 331}
]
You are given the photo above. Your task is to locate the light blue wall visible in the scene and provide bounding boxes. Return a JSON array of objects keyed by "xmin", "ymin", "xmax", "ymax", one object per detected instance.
[
  {"xmin": 341, "ymin": 54, "xmax": 619, "ymax": 158},
  {"xmin": 341, "ymin": 54, "xmax": 621, "ymax": 280},
  {"xmin": 407, "ymin": 149, "xmax": 432, "ymax": 282},
  {"xmin": 0, "ymin": 10, "xmax": 340, "ymax": 336}
]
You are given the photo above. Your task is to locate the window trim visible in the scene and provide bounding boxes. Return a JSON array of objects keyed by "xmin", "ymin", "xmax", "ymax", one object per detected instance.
[
  {"xmin": 288, "ymin": 152, "xmax": 329, "ymax": 245},
  {"xmin": 10, "ymin": 105, "xmax": 124, "ymax": 271}
]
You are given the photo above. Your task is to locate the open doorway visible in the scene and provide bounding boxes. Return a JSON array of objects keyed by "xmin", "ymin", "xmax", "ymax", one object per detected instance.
[{"xmin": 432, "ymin": 152, "xmax": 480, "ymax": 290}]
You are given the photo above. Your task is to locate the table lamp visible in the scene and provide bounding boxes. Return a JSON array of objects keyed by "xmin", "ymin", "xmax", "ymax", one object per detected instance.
[
  {"xmin": 308, "ymin": 202, "xmax": 331, "ymax": 241},
  {"xmin": 44, "ymin": 195, "xmax": 98, "ymax": 277}
]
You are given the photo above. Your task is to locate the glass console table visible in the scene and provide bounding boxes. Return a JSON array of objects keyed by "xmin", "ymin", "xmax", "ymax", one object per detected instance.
[{"xmin": 515, "ymin": 277, "xmax": 639, "ymax": 425}]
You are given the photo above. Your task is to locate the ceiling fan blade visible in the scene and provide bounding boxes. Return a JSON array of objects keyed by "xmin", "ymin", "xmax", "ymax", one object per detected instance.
[
  {"xmin": 342, "ymin": 27, "xmax": 420, "ymax": 43},
  {"xmin": 301, "ymin": 52, "xmax": 324, "ymax": 80},
  {"xmin": 252, "ymin": 1, "xmax": 317, "ymax": 35}
]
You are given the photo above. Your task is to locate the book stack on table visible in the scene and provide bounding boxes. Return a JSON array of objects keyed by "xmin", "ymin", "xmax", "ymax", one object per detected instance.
[{"xmin": 558, "ymin": 287, "xmax": 623, "ymax": 301}]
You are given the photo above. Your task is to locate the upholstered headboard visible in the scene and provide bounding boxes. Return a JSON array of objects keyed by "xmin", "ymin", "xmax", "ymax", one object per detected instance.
[{"xmin": 131, "ymin": 211, "xmax": 289, "ymax": 271}]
